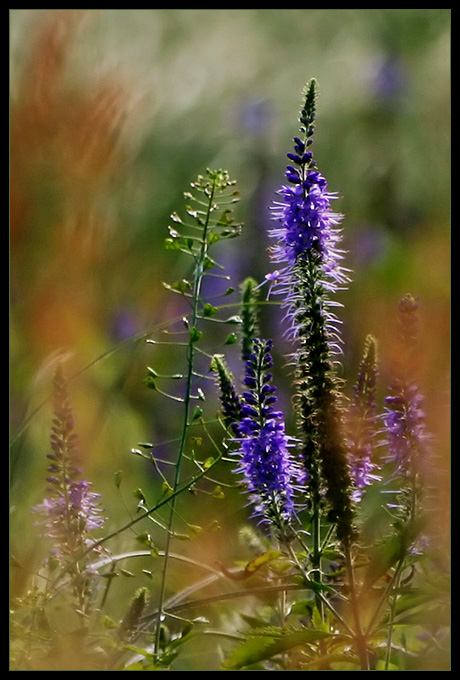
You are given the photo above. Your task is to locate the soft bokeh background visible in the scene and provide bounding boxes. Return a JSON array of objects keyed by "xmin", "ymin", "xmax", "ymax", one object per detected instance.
[{"xmin": 10, "ymin": 9, "xmax": 450, "ymax": 669}]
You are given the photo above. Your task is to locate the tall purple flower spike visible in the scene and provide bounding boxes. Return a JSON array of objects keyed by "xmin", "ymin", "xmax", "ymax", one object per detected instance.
[
  {"xmin": 267, "ymin": 80, "xmax": 356, "ymax": 545},
  {"xmin": 383, "ymin": 295, "xmax": 429, "ymax": 479},
  {"xmin": 34, "ymin": 365, "xmax": 105, "ymax": 566},
  {"xmin": 234, "ymin": 338, "xmax": 301, "ymax": 532}
]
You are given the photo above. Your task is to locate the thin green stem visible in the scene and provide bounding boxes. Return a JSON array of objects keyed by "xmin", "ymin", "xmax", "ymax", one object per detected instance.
[
  {"xmin": 384, "ymin": 556, "xmax": 405, "ymax": 670},
  {"xmin": 153, "ymin": 179, "xmax": 216, "ymax": 659},
  {"xmin": 344, "ymin": 545, "xmax": 369, "ymax": 670},
  {"xmin": 286, "ymin": 541, "xmax": 354, "ymax": 637}
]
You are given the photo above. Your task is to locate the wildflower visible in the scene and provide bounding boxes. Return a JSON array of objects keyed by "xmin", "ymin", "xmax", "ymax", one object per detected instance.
[
  {"xmin": 347, "ymin": 335, "xmax": 381, "ymax": 500},
  {"xmin": 269, "ymin": 79, "xmax": 355, "ymax": 545},
  {"xmin": 33, "ymin": 364, "xmax": 105, "ymax": 612},
  {"xmin": 383, "ymin": 382, "xmax": 427, "ymax": 478},
  {"xmin": 383, "ymin": 295, "xmax": 429, "ymax": 480},
  {"xmin": 269, "ymin": 80, "xmax": 349, "ymax": 347},
  {"xmin": 234, "ymin": 339, "xmax": 300, "ymax": 533}
]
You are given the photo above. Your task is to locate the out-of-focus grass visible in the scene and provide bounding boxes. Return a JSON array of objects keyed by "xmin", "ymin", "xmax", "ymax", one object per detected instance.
[{"xmin": 10, "ymin": 9, "xmax": 450, "ymax": 660}]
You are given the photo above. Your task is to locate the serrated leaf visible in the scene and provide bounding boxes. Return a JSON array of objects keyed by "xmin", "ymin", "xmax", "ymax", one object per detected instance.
[{"xmin": 221, "ymin": 628, "xmax": 333, "ymax": 670}]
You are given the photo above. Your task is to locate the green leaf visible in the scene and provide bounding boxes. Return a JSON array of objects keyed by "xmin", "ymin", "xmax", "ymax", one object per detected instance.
[
  {"xmin": 221, "ymin": 627, "xmax": 333, "ymax": 670},
  {"xmin": 114, "ymin": 470, "xmax": 123, "ymax": 489},
  {"xmin": 164, "ymin": 237, "xmax": 179, "ymax": 250},
  {"xmin": 289, "ymin": 599, "xmax": 315, "ymax": 617},
  {"xmin": 208, "ymin": 232, "xmax": 220, "ymax": 245},
  {"xmin": 363, "ymin": 518, "xmax": 424, "ymax": 590},
  {"xmin": 203, "ymin": 256, "xmax": 216, "ymax": 271}
]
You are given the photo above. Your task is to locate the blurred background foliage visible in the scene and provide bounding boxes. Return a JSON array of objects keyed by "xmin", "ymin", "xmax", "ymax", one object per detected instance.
[{"xmin": 10, "ymin": 9, "xmax": 450, "ymax": 669}]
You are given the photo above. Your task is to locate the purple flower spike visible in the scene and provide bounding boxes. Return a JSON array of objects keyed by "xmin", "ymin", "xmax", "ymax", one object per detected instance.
[
  {"xmin": 267, "ymin": 80, "xmax": 356, "ymax": 545},
  {"xmin": 268, "ymin": 80, "xmax": 350, "ymax": 354},
  {"xmin": 383, "ymin": 295, "xmax": 430, "ymax": 480},
  {"xmin": 33, "ymin": 364, "xmax": 106, "ymax": 584},
  {"xmin": 234, "ymin": 338, "xmax": 302, "ymax": 533}
]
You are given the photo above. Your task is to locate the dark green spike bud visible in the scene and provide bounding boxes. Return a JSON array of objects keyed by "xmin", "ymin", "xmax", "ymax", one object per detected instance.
[
  {"xmin": 210, "ymin": 354, "xmax": 242, "ymax": 433},
  {"xmin": 118, "ymin": 587, "xmax": 149, "ymax": 642},
  {"xmin": 239, "ymin": 277, "xmax": 260, "ymax": 362},
  {"xmin": 300, "ymin": 78, "xmax": 318, "ymax": 134}
]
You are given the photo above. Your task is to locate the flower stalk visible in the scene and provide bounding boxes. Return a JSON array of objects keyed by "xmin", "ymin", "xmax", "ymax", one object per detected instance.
[
  {"xmin": 33, "ymin": 364, "xmax": 105, "ymax": 617},
  {"xmin": 269, "ymin": 80, "xmax": 356, "ymax": 553}
]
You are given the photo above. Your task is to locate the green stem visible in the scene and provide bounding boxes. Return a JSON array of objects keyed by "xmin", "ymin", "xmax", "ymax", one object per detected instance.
[
  {"xmin": 309, "ymin": 458, "xmax": 323, "ymax": 620},
  {"xmin": 344, "ymin": 544, "xmax": 369, "ymax": 670},
  {"xmin": 384, "ymin": 556, "xmax": 404, "ymax": 670},
  {"xmin": 153, "ymin": 179, "xmax": 216, "ymax": 659}
]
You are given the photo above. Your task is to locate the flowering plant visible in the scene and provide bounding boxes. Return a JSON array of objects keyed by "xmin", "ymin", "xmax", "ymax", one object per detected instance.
[{"xmin": 10, "ymin": 79, "xmax": 449, "ymax": 671}]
